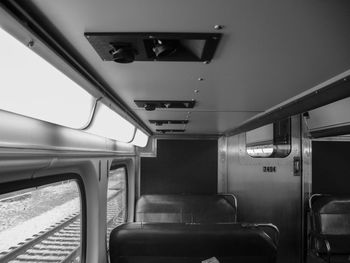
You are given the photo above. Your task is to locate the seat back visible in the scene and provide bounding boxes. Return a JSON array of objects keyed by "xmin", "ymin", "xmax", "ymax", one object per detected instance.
[
  {"xmin": 135, "ymin": 194, "xmax": 237, "ymax": 223},
  {"xmin": 309, "ymin": 194, "xmax": 350, "ymax": 255},
  {"xmin": 310, "ymin": 195, "xmax": 350, "ymax": 235},
  {"xmin": 109, "ymin": 222, "xmax": 278, "ymax": 263}
]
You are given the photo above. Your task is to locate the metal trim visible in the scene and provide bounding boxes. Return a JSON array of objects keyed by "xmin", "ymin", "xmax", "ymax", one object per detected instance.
[
  {"xmin": 310, "ymin": 124, "xmax": 350, "ymax": 139},
  {"xmin": 225, "ymin": 72, "xmax": 350, "ymax": 137},
  {"xmin": 222, "ymin": 193, "xmax": 238, "ymax": 222}
]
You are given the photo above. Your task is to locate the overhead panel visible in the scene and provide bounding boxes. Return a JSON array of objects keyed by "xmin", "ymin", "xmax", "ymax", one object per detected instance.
[
  {"xmin": 9, "ymin": 0, "xmax": 350, "ymax": 135},
  {"xmin": 85, "ymin": 32, "xmax": 221, "ymax": 63}
]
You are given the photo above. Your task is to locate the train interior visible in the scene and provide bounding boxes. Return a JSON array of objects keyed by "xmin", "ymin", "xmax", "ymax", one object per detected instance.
[{"xmin": 0, "ymin": 1, "xmax": 350, "ymax": 263}]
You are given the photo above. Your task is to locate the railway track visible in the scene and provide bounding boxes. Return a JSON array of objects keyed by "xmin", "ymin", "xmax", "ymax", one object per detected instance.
[{"xmin": 0, "ymin": 190, "xmax": 124, "ymax": 263}]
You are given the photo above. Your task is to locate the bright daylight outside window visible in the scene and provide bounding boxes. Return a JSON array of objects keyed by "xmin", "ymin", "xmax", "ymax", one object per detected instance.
[
  {"xmin": 0, "ymin": 180, "xmax": 82, "ymax": 262},
  {"xmin": 0, "ymin": 28, "xmax": 95, "ymax": 129},
  {"xmin": 131, "ymin": 129, "xmax": 149, "ymax": 147},
  {"xmin": 87, "ymin": 103, "xmax": 135, "ymax": 143},
  {"xmin": 106, "ymin": 167, "xmax": 127, "ymax": 249}
]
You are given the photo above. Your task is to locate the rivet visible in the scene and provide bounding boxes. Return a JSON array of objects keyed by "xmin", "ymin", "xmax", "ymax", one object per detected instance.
[
  {"xmin": 194, "ymin": 89, "xmax": 199, "ymax": 94},
  {"xmin": 149, "ymin": 35, "xmax": 155, "ymax": 39},
  {"xmin": 214, "ymin": 25, "xmax": 224, "ymax": 30},
  {"xmin": 198, "ymin": 77, "xmax": 204, "ymax": 81},
  {"xmin": 203, "ymin": 60, "xmax": 210, "ymax": 64}
]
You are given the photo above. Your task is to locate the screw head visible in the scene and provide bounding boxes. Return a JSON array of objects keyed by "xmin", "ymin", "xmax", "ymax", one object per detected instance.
[
  {"xmin": 214, "ymin": 25, "xmax": 224, "ymax": 30},
  {"xmin": 27, "ymin": 40, "xmax": 34, "ymax": 48}
]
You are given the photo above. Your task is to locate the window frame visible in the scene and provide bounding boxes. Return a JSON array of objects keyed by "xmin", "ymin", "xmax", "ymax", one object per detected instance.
[
  {"xmin": 106, "ymin": 163, "xmax": 128, "ymax": 253},
  {"xmin": 108, "ymin": 163, "xmax": 129, "ymax": 222},
  {"xmin": 246, "ymin": 118, "xmax": 292, "ymax": 159},
  {"xmin": 0, "ymin": 173, "xmax": 87, "ymax": 263}
]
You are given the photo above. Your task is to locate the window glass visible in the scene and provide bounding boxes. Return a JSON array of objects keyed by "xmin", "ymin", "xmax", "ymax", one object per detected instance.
[
  {"xmin": 87, "ymin": 103, "xmax": 135, "ymax": 142},
  {"xmin": 0, "ymin": 180, "xmax": 82, "ymax": 262},
  {"xmin": 246, "ymin": 118, "xmax": 291, "ymax": 158},
  {"xmin": 106, "ymin": 167, "xmax": 127, "ymax": 249},
  {"xmin": 131, "ymin": 129, "xmax": 149, "ymax": 147},
  {"xmin": 0, "ymin": 28, "xmax": 95, "ymax": 129}
]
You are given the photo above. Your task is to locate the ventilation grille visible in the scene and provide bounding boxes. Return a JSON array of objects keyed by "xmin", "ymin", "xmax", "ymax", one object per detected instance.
[
  {"xmin": 156, "ymin": 129, "xmax": 185, "ymax": 133},
  {"xmin": 150, "ymin": 120, "xmax": 189, "ymax": 126},
  {"xmin": 135, "ymin": 100, "xmax": 195, "ymax": 111}
]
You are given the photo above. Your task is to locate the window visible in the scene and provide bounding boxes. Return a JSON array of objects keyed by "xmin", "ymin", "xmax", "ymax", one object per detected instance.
[
  {"xmin": 106, "ymin": 167, "xmax": 127, "ymax": 249},
  {"xmin": 131, "ymin": 129, "xmax": 149, "ymax": 147},
  {"xmin": 0, "ymin": 179, "xmax": 83, "ymax": 263},
  {"xmin": 0, "ymin": 28, "xmax": 95, "ymax": 129},
  {"xmin": 246, "ymin": 118, "xmax": 291, "ymax": 158},
  {"xmin": 87, "ymin": 103, "xmax": 135, "ymax": 143}
]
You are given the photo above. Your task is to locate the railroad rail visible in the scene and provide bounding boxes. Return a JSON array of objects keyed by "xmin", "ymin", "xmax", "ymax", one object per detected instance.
[{"xmin": 0, "ymin": 189, "xmax": 124, "ymax": 263}]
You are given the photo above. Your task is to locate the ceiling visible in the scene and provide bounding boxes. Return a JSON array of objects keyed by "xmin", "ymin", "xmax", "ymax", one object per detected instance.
[{"xmin": 24, "ymin": 0, "xmax": 350, "ymax": 135}]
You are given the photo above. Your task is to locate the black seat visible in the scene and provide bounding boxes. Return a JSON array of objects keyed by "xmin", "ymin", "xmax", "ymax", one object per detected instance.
[
  {"xmin": 109, "ymin": 222, "xmax": 279, "ymax": 263},
  {"xmin": 309, "ymin": 194, "xmax": 350, "ymax": 263},
  {"xmin": 135, "ymin": 194, "xmax": 237, "ymax": 223}
]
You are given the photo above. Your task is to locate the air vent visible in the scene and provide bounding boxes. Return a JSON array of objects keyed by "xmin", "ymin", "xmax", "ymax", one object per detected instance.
[
  {"xmin": 149, "ymin": 120, "xmax": 189, "ymax": 126},
  {"xmin": 134, "ymin": 100, "xmax": 195, "ymax": 111},
  {"xmin": 156, "ymin": 129, "xmax": 185, "ymax": 134},
  {"xmin": 85, "ymin": 32, "xmax": 221, "ymax": 63}
]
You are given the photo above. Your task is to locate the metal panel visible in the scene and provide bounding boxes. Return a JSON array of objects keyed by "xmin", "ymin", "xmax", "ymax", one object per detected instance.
[
  {"xmin": 218, "ymin": 136, "xmax": 228, "ymax": 193},
  {"xmin": 225, "ymin": 115, "xmax": 302, "ymax": 263}
]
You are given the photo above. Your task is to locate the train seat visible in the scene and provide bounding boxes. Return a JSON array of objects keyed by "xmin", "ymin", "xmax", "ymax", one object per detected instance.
[
  {"xmin": 135, "ymin": 194, "xmax": 237, "ymax": 223},
  {"xmin": 309, "ymin": 194, "xmax": 350, "ymax": 263},
  {"xmin": 109, "ymin": 222, "xmax": 279, "ymax": 263}
]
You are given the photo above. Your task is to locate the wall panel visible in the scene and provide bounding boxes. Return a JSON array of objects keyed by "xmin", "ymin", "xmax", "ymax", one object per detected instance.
[
  {"xmin": 141, "ymin": 139, "xmax": 218, "ymax": 195},
  {"xmin": 224, "ymin": 116, "xmax": 302, "ymax": 263}
]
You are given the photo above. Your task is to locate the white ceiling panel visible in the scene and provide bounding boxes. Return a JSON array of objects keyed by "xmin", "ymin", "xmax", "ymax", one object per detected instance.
[{"xmin": 24, "ymin": 0, "xmax": 350, "ymax": 134}]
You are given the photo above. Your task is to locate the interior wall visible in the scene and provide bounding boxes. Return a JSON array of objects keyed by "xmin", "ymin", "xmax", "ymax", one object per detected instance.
[
  {"xmin": 312, "ymin": 140, "xmax": 350, "ymax": 195},
  {"xmin": 219, "ymin": 116, "xmax": 302, "ymax": 263},
  {"xmin": 140, "ymin": 139, "xmax": 218, "ymax": 195}
]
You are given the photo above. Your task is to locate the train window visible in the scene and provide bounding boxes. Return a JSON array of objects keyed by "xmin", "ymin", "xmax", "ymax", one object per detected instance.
[
  {"xmin": 131, "ymin": 129, "xmax": 149, "ymax": 147},
  {"xmin": 246, "ymin": 118, "xmax": 291, "ymax": 158},
  {"xmin": 106, "ymin": 167, "xmax": 127, "ymax": 249},
  {"xmin": 0, "ymin": 28, "xmax": 95, "ymax": 129},
  {"xmin": 87, "ymin": 103, "xmax": 135, "ymax": 143},
  {"xmin": 0, "ymin": 179, "xmax": 83, "ymax": 262}
]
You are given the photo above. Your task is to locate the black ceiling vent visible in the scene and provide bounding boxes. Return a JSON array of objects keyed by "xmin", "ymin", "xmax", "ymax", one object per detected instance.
[
  {"xmin": 150, "ymin": 120, "xmax": 189, "ymax": 126},
  {"xmin": 85, "ymin": 32, "xmax": 221, "ymax": 63},
  {"xmin": 135, "ymin": 100, "xmax": 196, "ymax": 111},
  {"xmin": 156, "ymin": 129, "xmax": 185, "ymax": 134}
]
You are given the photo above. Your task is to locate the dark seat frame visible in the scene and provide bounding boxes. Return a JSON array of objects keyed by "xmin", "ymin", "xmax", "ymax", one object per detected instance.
[
  {"xmin": 309, "ymin": 194, "xmax": 350, "ymax": 263},
  {"xmin": 109, "ymin": 222, "xmax": 280, "ymax": 263}
]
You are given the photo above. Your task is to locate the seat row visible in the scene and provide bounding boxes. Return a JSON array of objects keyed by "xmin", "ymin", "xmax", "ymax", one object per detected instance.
[{"xmin": 110, "ymin": 194, "xmax": 279, "ymax": 263}]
